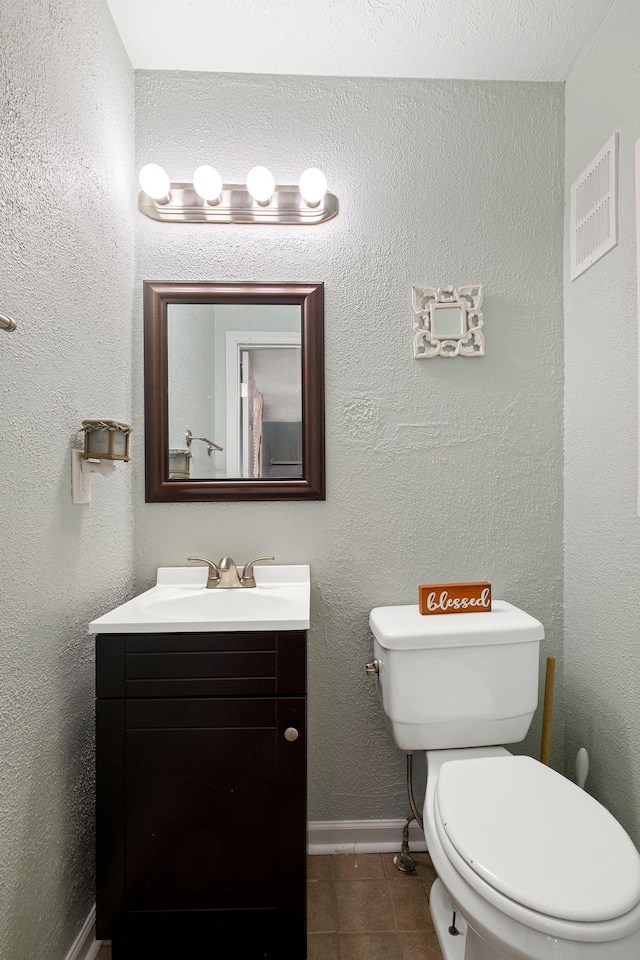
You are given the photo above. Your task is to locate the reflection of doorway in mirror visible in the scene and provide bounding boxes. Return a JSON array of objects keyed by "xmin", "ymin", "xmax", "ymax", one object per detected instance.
[
  {"xmin": 227, "ymin": 333, "xmax": 302, "ymax": 479},
  {"xmin": 240, "ymin": 351, "xmax": 264, "ymax": 478},
  {"xmin": 238, "ymin": 346, "xmax": 302, "ymax": 479}
]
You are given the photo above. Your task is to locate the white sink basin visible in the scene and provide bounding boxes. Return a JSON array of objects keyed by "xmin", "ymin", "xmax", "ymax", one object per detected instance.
[
  {"xmin": 141, "ymin": 585, "xmax": 296, "ymax": 622},
  {"xmin": 89, "ymin": 565, "xmax": 310, "ymax": 633}
]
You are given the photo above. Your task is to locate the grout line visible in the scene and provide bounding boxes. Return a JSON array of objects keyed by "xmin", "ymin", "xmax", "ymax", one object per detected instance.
[
  {"xmin": 330, "ymin": 855, "xmax": 342, "ymax": 958},
  {"xmin": 387, "ymin": 871, "xmax": 402, "ymax": 937}
]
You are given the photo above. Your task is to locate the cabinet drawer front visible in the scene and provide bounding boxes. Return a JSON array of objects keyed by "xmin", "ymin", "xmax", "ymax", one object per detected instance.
[
  {"xmin": 96, "ymin": 631, "xmax": 305, "ymax": 698},
  {"xmin": 126, "ymin": 650, "xmax": 276, "ymax": 679},
  {"xmin": 125, "ymin": 650, "xmax": 276, "ymax": 697},
  {"xmin": 126, "ymin": 677, "xmax": 277, "ymax": 697},
  {"xmin": 126, "ymin": 633, "xmax": 277, "ymax": 653}
]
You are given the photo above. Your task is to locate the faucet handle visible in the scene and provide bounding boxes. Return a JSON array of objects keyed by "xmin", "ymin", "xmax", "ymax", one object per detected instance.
[
  {"xmin": 241, "ymin": 556, "xmax": 275, "ymax": 588},
  {"xmin": 188, "ymin": 556, "xmax": 221, "ymax": 586}
]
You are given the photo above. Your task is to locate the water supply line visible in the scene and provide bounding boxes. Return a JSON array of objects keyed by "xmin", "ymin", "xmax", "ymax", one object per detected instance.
[
  {"xmin": 394, "ymin": 753, "xmax": 425, "ymax": 874},
  {"xmin": 367, "ymin": 660, "xmax": 424, "ymax": 873},
  {"xmin": 406, "ymin": 752, "xmax": 424, "ymax": 829},
  {"xmin": 365, "ymin": 658, "xmax": 425, "ymax": 873},
  {"xmin": 395, "ymin": 816, "xmax": 418, "ymax": 874}
]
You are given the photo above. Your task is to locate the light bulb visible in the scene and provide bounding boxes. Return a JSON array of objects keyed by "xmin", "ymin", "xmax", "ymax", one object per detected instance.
[
  {"xmin": 139, "ymin": 164, "xmax": 171, "ymax": 203},
  {"xmin": 193, "ymin": 165, "xmax": 223, "ymax": 204},
  {"xmin": 246, "ymin": 166, "xmax": 275, "ymax": 205},
  {"xmin": 299, "ymin": 167, "xmax": 327, "ymax": 207}
]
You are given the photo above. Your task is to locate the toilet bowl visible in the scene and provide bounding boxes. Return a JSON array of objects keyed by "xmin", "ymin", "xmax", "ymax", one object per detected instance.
[
  {"xmin": 368, "ymin": 600, "xmax": 640, "ymax": 960},
  {"xmin": 423, "ymin": 748, "xmax": 640, "ymax": 960}
]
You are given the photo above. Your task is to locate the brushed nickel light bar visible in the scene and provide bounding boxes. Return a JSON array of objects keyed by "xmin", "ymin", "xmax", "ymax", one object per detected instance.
[{"xmin": 138, "ymin": 164, "xmax": 338, "ymax": 225}]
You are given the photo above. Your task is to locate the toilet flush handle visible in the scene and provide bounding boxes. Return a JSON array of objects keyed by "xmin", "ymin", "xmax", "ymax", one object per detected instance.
[{"xmin": 366, "ymin": 660, "xmax": 379, "ymax": 677}]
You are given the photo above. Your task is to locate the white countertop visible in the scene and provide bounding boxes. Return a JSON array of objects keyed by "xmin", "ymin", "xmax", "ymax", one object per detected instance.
[{"xmin": 89, "ymin": 564, "xmax": 310, "ymax": 633}]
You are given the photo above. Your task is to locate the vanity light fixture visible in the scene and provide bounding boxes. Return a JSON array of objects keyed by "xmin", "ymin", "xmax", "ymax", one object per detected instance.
[
  {"xmin": 246, "ymin": 166, "xmax": 275, "ymax": 206},
  {"xmin": 299, "ymin": 167, "xmax": 327, "ymax": 207},
  {"xmin": 193, "ymin": 165, "xmax": 223, "ymax": 205},
  {"xmin": 71, "ymin": 420, "xmax": 132, "ymax": 505},
  {"xmin": 138, "ymin": 164, "xmax": 338, "ymax": 225},
  {"xmin": 139, "ymin": 164, "xmax": 171, "ymax": 205}
]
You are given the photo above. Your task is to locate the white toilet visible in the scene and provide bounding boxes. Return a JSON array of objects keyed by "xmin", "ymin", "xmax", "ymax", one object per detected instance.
[{"xmin": 369, "ymin": 600, "xmax": 640, "ymax": 960}]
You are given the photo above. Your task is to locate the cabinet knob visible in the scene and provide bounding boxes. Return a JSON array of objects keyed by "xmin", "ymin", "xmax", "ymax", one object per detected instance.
[{"xmin": 284, "ymin": 727, "xmax": 299, "ymax": 742}]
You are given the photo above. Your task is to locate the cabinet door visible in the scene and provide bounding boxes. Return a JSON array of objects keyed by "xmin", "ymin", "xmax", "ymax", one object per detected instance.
[{"xmin": 97, "ymin": 696, "xmax": 306, "ymax": 956}]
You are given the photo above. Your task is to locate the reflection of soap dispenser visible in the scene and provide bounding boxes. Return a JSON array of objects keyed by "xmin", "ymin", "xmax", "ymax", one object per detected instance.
[{"xmin": 168, "ymin": 449, "xmax": 192, "ymax": 478}]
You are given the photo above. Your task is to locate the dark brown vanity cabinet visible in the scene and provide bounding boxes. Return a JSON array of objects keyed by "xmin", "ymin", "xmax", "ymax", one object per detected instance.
[{"xmin": 96, "ymin": 631, "xmax": 307, "ymax": 959}]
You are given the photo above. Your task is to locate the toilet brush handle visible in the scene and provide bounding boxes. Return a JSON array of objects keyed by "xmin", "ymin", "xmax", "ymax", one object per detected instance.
[{"xmin": 540, "ymin": 656, "xmax": 556, "ymax": 766}]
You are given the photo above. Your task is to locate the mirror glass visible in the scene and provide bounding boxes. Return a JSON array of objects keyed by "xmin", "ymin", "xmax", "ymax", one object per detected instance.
[
  {"xmin": 431, "ymin": 303, "xmax": 465, "ymax": 340},
  {"xmin": 167, "ymin": 303, "xmax": 302, "ymax": 480},
  {"xmin": 144, "ymin": 282, "xmax": 324, "ymax": 502}
]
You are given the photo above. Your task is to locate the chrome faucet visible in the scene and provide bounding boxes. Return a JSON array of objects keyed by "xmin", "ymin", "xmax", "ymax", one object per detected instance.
[{"xmin": 188, "ymin": 555, "xmax": 274, "ymax": 589}]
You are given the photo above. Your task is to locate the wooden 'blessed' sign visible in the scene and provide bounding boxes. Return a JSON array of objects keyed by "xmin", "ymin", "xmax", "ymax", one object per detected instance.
[{"xmin": 419, "ymin": 582, "xmax": 492, "ymax": 616}]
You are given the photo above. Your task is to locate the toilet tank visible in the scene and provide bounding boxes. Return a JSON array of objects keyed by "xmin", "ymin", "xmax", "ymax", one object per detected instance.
[{"xmin": 369, "ymin": 601, "xmax": 544, "ymax": 751}]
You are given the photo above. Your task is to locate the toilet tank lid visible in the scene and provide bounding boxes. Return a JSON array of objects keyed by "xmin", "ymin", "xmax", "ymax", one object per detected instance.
[
  {"xmin": 437, "ymin": 756, "xmax": 640, "ymax": 922},
  {"xmin": 369, "ymin": 600, "xmax": 543, "ymax": 649}
]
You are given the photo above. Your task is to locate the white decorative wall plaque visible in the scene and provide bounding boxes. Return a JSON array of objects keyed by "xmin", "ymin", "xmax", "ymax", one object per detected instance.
[{"xmin": 412, "ymin": 285, "xmax": 484, "ymax": 358}]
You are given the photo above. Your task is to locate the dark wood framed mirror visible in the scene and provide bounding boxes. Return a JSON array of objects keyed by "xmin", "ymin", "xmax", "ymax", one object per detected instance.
[{"xmin": 144, "ymin": 281, "xmax": 325, "ymax": 501}]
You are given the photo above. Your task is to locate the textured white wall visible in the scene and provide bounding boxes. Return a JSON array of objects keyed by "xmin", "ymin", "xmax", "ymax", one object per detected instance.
[
  {"xmin": 0, "ymin": 1, "xmax": 134, "ymax": 957},
  {"xmin": 134, "ymin": 72, "xmax": 565, "ymax": 821},
  {"xmin": 564, "ymin": 0, "xmax": 640, "ymax": 846}
]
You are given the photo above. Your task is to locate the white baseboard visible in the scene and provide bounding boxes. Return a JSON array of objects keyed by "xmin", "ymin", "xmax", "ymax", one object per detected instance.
[
  {"xmin": 65, "ymin": 904, "xmax": 102, "ymax": 960},
  {"xmin": 308, "ymin": 819, "xmax": 427, "ymax": 855}
]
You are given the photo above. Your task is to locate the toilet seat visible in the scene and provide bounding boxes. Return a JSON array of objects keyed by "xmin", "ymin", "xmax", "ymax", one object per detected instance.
[
  {"xmin": 429, "ymin": 752, "xmax": 640, "ymax": 943},
  {"xmin": 436, "ymin": 755, "xmax": 640, "ymax": 923}
]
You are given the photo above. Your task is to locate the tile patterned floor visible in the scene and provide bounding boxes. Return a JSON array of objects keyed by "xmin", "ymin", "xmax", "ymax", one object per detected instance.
[
  {"xmin": 306, "ymin": 853, "xmax": 442, "ymax": 960},
  {"xmin": 96, "ymin": 852, "xmax": 443, "ymax": 960}
]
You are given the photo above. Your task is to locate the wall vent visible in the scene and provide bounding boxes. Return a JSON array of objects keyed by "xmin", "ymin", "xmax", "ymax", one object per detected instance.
[
  {"xmin": 635, "ymin": 139, "xmax": 640, "ymax": 517},
  {"xmin": 570, "ymin": 134, "xmax": 618, "ymax": 280}
]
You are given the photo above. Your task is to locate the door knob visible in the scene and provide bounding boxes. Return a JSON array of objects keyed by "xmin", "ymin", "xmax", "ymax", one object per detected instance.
[{"xmin": 284, "ymin": 727, "xmax": 299, "ymax": 742}]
